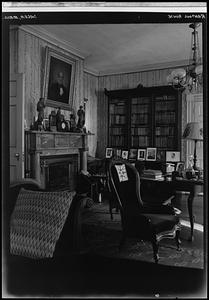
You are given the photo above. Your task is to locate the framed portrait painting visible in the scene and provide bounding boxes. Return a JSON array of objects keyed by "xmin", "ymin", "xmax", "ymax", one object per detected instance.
[{"xmin": 43, "ymin": 46, "xmax": 76, "ymax": 110}]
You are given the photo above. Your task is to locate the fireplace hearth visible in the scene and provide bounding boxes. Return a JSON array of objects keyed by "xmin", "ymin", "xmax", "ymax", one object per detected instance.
[{"xmin": 41, "ymin": 154, "xmax": 78, "ymax": 191}]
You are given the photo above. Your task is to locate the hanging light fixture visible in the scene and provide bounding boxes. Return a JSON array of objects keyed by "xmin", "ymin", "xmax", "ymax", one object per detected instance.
[{"xmin": 167, "ymin": 23, "xmax": 203, "ymax": 92}]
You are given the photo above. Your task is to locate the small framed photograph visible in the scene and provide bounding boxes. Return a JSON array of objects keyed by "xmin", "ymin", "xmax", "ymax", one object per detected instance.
[
  {"xmin": 121, "ymin": 150, "xmax": 129, "ymax": 160},
  {"xmin": 146, "ymin": 148, "xmax": 157, "ymax": 161},
  {"xmin": 105, "ymin": 147, "xmax": 113, "ymax": 158},
  {"xmin": 137, "ymin": 149, "xmax": 146, "ymax": 161},
  {"xmin": 156, "ymin": 149, "xmax": 166, "ymax": 161},
  {"xmin": 116, "ymin": 149, "xmax": 122, "ymax": 158},
  {"xmin": 176, "ymin": 162, "xmax": 185, "ymax": 173},
  {"xmin": 129, "ymin": 148, "xmax": 138, "ymax": 160},
  {"xmin": 166, "ymin": 163, "xmax": 175, "ymax": 174},
  {"xmin": 166, "ymin": 151, "xmax": 180, "ymax": 162}
]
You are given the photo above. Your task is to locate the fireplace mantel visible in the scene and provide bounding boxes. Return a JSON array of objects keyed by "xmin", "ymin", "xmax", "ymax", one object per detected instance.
[{"xmin": 25, "ymin": 130, "xmax": 89, "ymax": 189}]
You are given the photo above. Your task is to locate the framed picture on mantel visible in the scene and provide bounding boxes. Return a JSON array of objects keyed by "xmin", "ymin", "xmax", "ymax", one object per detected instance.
[{"xmin": 43, "ymin": 46, "xmax": 76, "ymax": 110}]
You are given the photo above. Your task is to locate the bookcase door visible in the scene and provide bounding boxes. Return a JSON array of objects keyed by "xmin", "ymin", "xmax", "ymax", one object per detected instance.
[
  {"xmin": 108, "ymin": 98, "xmax": 128, "ymax": 148},
  {"xmin": 130, "ymin": 96, "xmax": 152, "ymax": 148},
  {"xmin": 153, "ymin": 92, "xmax": 178, "ymax": 151}
]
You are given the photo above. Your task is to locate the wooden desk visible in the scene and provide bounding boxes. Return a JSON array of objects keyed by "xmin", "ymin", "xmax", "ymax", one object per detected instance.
[{"xmin": 140, "ymin": 177, "xmax": 204, "ymax": 241}]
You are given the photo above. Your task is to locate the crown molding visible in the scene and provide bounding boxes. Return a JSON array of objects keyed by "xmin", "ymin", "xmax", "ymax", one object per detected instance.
[
  {"xmin": 84, "ymin": 68, "xmax": 99, "ymax": 77},
  {"xmin": 18, "ymin": 25, "xmax": 87, "ymax": 59},
  {"xmin": 98, "ymin": 59, "xmax": 191, "ymax": 76}
]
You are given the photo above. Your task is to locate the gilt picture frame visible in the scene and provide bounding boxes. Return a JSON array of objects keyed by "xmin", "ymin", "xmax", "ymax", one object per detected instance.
[{"xmin": 43, "ymin": 46, "xmax": 76, "ymax": 110}]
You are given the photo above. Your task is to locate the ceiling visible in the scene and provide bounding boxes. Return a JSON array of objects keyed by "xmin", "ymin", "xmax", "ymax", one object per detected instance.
[{"xmin": 34, "ymin": 23, "xmax": 202, "ymax": 75}]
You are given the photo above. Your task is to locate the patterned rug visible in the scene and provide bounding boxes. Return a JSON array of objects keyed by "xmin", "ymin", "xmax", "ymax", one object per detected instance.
[{"xmin": 81, "ymin": 202, "xmax": 204, "ymax": 269}]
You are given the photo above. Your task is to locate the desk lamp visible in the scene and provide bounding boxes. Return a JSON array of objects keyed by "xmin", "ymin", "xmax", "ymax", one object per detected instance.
[{"xmin": 182, "ymin": 122, "xmax": 203, "ymax": 170}]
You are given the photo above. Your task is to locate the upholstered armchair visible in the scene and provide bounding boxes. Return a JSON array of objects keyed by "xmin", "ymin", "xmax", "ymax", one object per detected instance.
[
  {"xmin": 108, "ymin": 160, "xmax": 181, "ymax": 263},
  {"xmin": 8, "ymin": 179, "xmax": 87, "ymax": 259}
]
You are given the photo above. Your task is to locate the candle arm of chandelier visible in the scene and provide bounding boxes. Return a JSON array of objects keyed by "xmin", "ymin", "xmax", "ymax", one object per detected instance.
[{"xmin": 166, "ymin": 23, "xmax": 202, "ymax": 91}]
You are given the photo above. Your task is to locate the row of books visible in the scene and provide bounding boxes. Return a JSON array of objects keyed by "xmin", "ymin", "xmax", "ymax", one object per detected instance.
[
  {"xmin": 131, "ymin": 136, "xmax": 150, "ymax": 147},
  {"xmin": 110, "ymin": 115, "xmax": 126, "ymax": 124},
  {"xmin": 155, "ymin": 126, "xmax": 175, "ymax": 136},
  {"xmin": 154, "ymin": 95, "xmax": 175, "ymax": 101},
  {"xmin": 131, "ymin": 114, "xmax": 149, "ymax": 124},
  {"xmin": 155, "ymin": 101, "xmax": 175, "ymax": 111},
  {"xmin": 132, "ymin": 97, "xmax": 150, "ymax": 104},
  {"xmin": 155, "ymin": 137, "xmax": 174, "ymax": 148},
  {"xmin": 131, "ymin": 127, "xmax": 150, "ymax": 135},
  {"xmin": 109, "ymin": 103, "xmax": 126, "ymax": 114},
  {"xmin": 155, "ymin": 112, "xmax": 176, "ymax": 123},
  {"xmin": 109, "ymin": 136, "xmax": 126, "ymax": 147},
  {"xmin": 131, "ymin": 104, "xmax": 150, "ymax": 113},
  {"xmin": 110, "ymin": 127, "xmax": 126, "ymax": 135}
]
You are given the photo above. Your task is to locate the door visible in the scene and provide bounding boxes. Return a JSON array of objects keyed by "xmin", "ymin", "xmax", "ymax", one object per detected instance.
[{"xmin": 9, "ymin": 73, "xmax": 25, "ymax": 182}]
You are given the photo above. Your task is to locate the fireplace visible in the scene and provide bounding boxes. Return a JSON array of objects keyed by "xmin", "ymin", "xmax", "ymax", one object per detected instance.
[
  {"xmin": 41, "ymin": 154, "xmax": 78, "ymax": 191},
  {"xmin": 25, "ymin": 131, "xmax": 89, "ymax": 190}
]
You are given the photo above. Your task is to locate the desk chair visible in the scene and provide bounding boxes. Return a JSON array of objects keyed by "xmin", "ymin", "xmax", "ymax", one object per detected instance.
[{"xmin": 108, "ymin": 159, "xmax": 181, "ymax": 263}]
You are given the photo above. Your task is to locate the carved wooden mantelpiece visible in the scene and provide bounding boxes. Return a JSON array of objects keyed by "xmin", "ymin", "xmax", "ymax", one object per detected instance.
[{"xmin": 25, "ymin": 130, "xmax": 89, "ymax": 189}]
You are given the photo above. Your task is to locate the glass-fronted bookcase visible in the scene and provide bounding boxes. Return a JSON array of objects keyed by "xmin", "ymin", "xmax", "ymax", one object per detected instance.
[{"xmin": 105, "ymin": 86, "xmax": 182, "ymax": 155}]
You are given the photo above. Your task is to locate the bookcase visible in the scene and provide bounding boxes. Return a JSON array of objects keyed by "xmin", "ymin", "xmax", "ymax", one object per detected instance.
[{"xmin": 105, "ymin": 85, "xmax": 182, "ymax": 155}]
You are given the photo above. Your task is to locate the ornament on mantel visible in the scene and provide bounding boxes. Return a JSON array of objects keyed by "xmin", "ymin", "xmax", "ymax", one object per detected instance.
[{"xmin": 137, "ymin": 83, "xmax": 143, "ymax": 89}]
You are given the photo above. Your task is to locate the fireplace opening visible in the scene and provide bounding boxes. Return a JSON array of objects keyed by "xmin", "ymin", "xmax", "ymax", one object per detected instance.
[
  {"xmin": 47, "ymin": 162, "xmax": 70, "ymax": 190},
  {"xmin": 41, "ymin": 155, "xmax": 79, "ymax": 191}
]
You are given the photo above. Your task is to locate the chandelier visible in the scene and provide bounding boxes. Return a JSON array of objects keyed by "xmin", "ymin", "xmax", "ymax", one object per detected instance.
[{"xmin": 167, "ymin": 23, "xmax": 203, "ymax": 92}]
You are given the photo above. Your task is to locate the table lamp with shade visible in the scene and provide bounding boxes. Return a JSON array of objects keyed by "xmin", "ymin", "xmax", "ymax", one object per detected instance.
[{"xmin": 182, "ymin": 122, "xmax": 203, "ymax": 170}]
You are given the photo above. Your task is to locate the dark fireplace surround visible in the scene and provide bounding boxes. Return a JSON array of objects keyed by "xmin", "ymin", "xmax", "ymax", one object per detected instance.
[
  {"xmin": 25, "ymin": 131, "xmax": 88, "ymax": 191},
  {"xmin": 40, "ymin": 154, "xmax": 78, "ymax": 191}
]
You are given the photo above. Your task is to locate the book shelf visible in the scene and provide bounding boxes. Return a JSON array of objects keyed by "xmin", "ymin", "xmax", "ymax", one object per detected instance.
[{"xmin": 105, "ymin": 86, "xmax": 182, "ymax": 155}]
